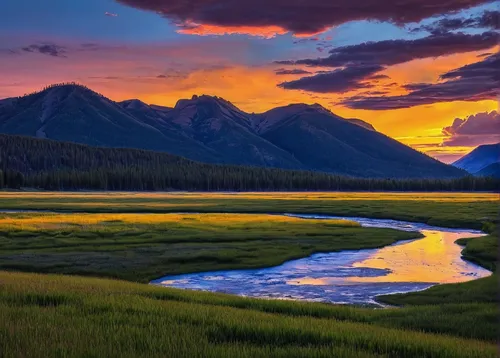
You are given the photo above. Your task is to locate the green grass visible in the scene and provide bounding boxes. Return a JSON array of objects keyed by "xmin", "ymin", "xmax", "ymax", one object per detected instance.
[
  {"xmin": 0, "ymin": 271, "xmax": 497, "ymax": 358},
  {"xmin": 456, "ymin": 235, "xmax": 498, "ymax": 271},
  {"xmin": 377, "ymin": 274, "xmax": 498, "ymax": 305},
  {"xmin": 0, "ymin": 192, "xmax": 498, "ymax": 356}
]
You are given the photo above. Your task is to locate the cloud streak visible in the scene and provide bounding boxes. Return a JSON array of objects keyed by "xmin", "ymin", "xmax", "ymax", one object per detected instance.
[
  {"xmin": 341, "ymin": 52, "xmax": 499, "ymax": 110},
  {"xmin": 278, "ymin": 64, "xmax": 383, "ymax": 93},
  {"xmin": 21, "ymin": 44, "xmax": 67, "ymax": 58},
  {"xmin": 277, "ymin": 31, "xmax": 499, "ymax": 68},
  {"xmin": 274, "ymin": 68, "xmax": 311, "ymax": 75},
  {"xmin": 116, "ymin": 0, "xmax": 494, "ymax": 37},
  {"xmin": 411, "ymin": 10, "xmax": 500, "ymax": 34},
  {"xmin": 276, "ymin": 31, "xmax": 498, "ymax": 97}
]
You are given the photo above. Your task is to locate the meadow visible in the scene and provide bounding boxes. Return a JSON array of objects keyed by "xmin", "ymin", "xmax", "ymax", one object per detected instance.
[
  {"xmin": 0, "ymin": 192, "xmax": 498, "ymax": 357},
  {"xmin": 0, "ymin": 191, "xmax": 497, "ymax": 229}
]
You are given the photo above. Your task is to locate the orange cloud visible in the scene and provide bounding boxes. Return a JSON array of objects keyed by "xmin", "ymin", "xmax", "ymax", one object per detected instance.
[{"xmin": 177, "ymin": 23, "xmax": 289, "ymax": 38}]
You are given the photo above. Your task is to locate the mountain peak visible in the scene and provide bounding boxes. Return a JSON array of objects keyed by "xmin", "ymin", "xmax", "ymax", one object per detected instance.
[
  {"xmin": 251, "ymin": 102, "xmax": 342, "ymax": 133},
  {"xmin": 191, "ymin": 94, "xmax": 218, "ymax": 101},
  {"xmin": 9, "ymin": 83, "xmax": 107, "ymax": 111},
  {"xmin": 175, "ymin": 94, "xmax": 215, "ymax": 109},
  {"xmin": 184, "ymin": 94, "xmax": 232, "ymax": 106},
  {"xmin": 261, "ymin": 103, "xmax": 375, "ymax": 131},
  {"xmin": 34, "ymin": 83, "xmax": 101, "ymax": 97},
  {"xmin": 279, "ymin": 102, "xmax": 329, "ymax": 113},
  {"xmin": 174, "ymin": 94, "xmax": 246, "ymax": 117},
  {"xmin": 120, "ymin": 99, "xmax": 151, "ymax": 111},
  {"xmin": 453, "ymin": 142, "xmax": 500, "ymax": 173}
]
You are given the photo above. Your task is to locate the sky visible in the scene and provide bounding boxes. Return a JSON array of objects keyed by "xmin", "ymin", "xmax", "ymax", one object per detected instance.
[{"xmin": 0, "ymin": 0, "xmax": 499, "ymax": 163}]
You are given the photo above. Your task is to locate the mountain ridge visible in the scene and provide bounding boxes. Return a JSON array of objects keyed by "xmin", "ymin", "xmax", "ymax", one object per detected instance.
[
  {"xmin": 476, "ymin": 162, "xmax": 500, "ymax": 178},
  {"xmin": 0, "ymin": 83, "xmax": 466, "ymax": 178},
  {"xmin": 453, "ymin": 143, "xmax": 500, "ymax": 174}
]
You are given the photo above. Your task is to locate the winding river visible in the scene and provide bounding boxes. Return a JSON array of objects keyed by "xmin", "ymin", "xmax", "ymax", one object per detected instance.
[{"xmin": 151, "ymin": 214, "xmax": 492, "ymax": 305}]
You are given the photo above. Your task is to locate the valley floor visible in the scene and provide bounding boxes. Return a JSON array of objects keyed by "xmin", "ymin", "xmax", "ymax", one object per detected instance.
[{"xmin": 0, "ymin": 192, "xmax": 498, "ymax": 357}]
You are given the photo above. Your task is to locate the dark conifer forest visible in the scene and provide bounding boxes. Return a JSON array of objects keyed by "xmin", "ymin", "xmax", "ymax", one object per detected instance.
[{"xmin": 0, "ymin": 134, "xmax": 498, "ymax": 192}]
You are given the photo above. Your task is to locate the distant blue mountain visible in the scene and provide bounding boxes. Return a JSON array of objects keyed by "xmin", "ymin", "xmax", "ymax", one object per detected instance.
[
  {"xmin": 0, "ymin": 83, "xmax": 466, "ymax": 178},
  {"xmin": 453, "ymin": 143, "xmax": 500, "ymax": 174},
  {"xmin": 476, "ymin": 163, "xmax": 500, "ymax": 178}
]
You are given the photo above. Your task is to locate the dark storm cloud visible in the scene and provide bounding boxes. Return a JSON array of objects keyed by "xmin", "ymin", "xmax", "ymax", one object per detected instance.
[
  {"xmin": 441, "ymin": 111, "xmax": 500, "ymax": 147},
  {"xmin": 277, "ymin": 32, "xmax": 499, "ymax": 68},
  {"xmin": 116, "ymin": 0, "xmax": 494, "ymax": 36},
  {"xmin": 340, "ymin": 53, "xmax": 499, "ymax": 110},
  {"xmin": 411, "ymin": 10, "xmax": 500, "ymax": 34},
  {"xmin": 274, "ymin": 68, "xmax": 312, "ymax": 75},
  {"xmin": 278, "ymin": 64, "xmax": 383, "ymax": 93},
  {"xmin": 22, "ymin": 44, "xmax": 67, "ymax": 58}
]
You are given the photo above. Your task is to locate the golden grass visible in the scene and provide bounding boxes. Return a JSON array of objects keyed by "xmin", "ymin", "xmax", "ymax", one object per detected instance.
[
  {"xmin": 0, "ymin": 213, "xmax": 357, "ymax": 232},
  {"xmin": 0, "ymin": 191, "xmax": 497, "ymax": 202}
]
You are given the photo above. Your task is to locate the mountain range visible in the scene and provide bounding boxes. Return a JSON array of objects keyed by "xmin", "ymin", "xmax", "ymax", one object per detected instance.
[
  {"xmin": 0, "ymin": 83, "xmax": 466, "ymax": 178},
  {"xmin": 453, "ymin": 143, "xmax": 500, "ymax": 177}
]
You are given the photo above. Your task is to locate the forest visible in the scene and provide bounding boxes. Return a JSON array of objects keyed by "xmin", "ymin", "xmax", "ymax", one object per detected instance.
[{"xmin": 1, "ymin": 134, "xmax": 498, "ymax": 192}]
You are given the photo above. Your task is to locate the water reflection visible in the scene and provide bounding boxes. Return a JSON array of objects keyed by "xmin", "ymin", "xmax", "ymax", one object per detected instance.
[
  {"xmin": 151, "ymin": 215, "xmax": 492, "ymax": 305},
  {"xmin": 348, "ymin": 230, "xmax": 485, "ymax": 284}
]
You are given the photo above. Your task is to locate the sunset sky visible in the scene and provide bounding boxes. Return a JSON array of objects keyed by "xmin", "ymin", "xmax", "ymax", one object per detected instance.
[{"xmin": 1, "ymin": 0, "xmax": 498, "ymax": 163}]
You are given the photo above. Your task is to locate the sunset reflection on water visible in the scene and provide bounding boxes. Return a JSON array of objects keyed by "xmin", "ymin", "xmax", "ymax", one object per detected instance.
[
  {"xmin": 288, "ymin": 230, "xmax": 488, "ymax": 287},
  {"xmin": 348, "ymin": 230, "xmax": 487, "ymax": 284}
]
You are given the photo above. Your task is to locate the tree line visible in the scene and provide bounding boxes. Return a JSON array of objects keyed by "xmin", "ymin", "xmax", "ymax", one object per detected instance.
[{"xmin": 1, "ymin": 134, "xmax": 498, "ymax": 192}]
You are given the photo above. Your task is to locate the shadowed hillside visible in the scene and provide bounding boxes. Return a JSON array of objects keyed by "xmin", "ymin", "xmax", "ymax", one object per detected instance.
[{"xmin": 453, "ymin": 143, "xmax": 500, "ymax": 174}]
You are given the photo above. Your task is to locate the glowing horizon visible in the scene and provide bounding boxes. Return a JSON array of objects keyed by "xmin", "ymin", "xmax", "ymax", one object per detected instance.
[{"xmin": 1, "ymin": 0, "xmax": 498, "ymax": 163}]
